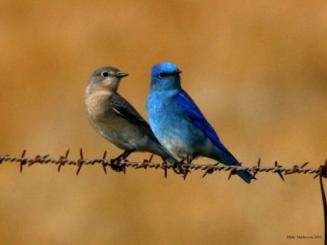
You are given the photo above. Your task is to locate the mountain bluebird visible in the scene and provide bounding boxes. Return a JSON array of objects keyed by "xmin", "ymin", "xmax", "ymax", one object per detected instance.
[
  {"xmin": 146, "ymin": 62, "xmax": 254, "ymax": 183},
  {"xmin": 85, "ymin": 66, "xmax": 180, "ymax": 172}
]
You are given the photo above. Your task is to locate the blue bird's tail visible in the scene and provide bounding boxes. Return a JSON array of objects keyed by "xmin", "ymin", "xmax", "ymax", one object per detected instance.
[
  {"xmin": 236, "ymin": 169, "xmax": 253, "ymax": 184},
  {"xmin": 215, "ymin": 152, "xmax": 254, "ymax": 183}
]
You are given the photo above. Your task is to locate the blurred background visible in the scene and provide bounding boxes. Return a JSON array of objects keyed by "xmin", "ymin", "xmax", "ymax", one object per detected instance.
[{"xmin": 0, "ymin": 0, "xmax": 326, "ymax": 244}]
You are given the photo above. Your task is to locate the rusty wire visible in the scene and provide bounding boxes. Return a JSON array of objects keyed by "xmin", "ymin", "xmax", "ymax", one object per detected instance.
[
  {"xmin": 0, "ymin": 149, "xmax": 325, "ymax": 179},
  {"xmin": 0, "ymin": 149, "xmax": 327, "ymax": 244}
]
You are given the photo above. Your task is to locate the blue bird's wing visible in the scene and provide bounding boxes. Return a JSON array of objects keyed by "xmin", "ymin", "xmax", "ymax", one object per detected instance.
[
  {"xmin": 174, "ymin": 90, "xmax": 237, "ymax": 162},
  {"xmin": 174, "ymin": 90, "xmax": 253, "ymax": 183}
]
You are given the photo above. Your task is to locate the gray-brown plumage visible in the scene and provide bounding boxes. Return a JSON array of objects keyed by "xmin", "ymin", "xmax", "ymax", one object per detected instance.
[{"xmin": 85, "ymin": 66, "xmax": 180, "ymax": 170}]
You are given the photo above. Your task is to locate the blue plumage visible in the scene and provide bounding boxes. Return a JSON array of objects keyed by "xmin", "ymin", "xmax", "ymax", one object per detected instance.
[
  {"xmin": 147, "ymin": 62, "xmax": 253, "ymax": 183},
  {"xmin": 174, "ymin": 91, "xmax": 234, "ymax": 158}
]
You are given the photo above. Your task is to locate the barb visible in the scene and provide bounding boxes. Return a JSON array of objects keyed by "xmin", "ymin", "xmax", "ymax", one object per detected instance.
[
  {"xmin": 19, "ymin": 149, "xmax": 27, "ymax": 173},
  {"xmin": 101, "ymin": 151, "xmax": 108, "ymax": 174},
  {"xmin": 57, "ymin": 149, "xmax": 70, "ymax": 173}
]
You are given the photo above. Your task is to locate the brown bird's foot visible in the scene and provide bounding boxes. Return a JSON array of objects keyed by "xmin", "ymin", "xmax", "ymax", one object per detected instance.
[{"xmin": 110, "ymin": 150, "xmax": 134, "ymax": 172}]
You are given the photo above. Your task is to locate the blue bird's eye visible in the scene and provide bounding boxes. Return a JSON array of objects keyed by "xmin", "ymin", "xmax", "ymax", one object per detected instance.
[
  {"xmin": 158, "ymin": 70, "xmax": 181, "ymax": 78},
  {"xmin": 158, "ymin": 73, "xmax": 170, "ymax": 78}
]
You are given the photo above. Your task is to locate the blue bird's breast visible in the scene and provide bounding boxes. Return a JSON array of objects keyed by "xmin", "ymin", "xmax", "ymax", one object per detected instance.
[{"xmin": 147, "ymin": 90, "xmax": 209, "ymax": 160}]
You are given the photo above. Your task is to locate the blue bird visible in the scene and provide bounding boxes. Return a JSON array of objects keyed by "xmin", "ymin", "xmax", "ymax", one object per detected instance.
[{"xmin": 146, "ymin": 62, "xmax": 254, "ymax": 183}]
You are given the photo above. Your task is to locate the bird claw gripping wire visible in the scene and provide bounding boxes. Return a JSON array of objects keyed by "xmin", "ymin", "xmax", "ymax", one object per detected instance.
[
  {"xmin": 171, "ymin": 160, "xmax": 191, "ymax": 178},
  {"xmin": 110, "ymin": 151, "xmax": 132, "ymax": 173},
  {"xmin": 110, "ymin": 159, "xmax": 126, "ymax": 173}
]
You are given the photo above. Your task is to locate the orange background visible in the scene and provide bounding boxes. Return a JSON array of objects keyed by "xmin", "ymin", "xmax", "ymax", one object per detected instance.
[{"xmin": 0, "ymin": 1, "xmax": 326, "ymax": 244}]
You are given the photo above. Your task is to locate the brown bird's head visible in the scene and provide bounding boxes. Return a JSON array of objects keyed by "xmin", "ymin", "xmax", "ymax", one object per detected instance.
[{"xmin": 86, "ymin": 66, "xmax": 128, "ymax": 95}]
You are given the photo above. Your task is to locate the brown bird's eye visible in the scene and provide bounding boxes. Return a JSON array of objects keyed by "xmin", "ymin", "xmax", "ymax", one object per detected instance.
[{"xmin": 101, "ymin": 71, "xmax": 110, "ymax": 77}]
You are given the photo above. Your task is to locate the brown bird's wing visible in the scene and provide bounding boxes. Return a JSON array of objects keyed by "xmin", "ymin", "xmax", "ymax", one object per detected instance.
[
  {"xmin": 108, "ymin": 93, "xmax": 155, "ymax": 135},
  {"xmin": 108, "ymin": 93, "xmax": 180, "ymax": 167}
]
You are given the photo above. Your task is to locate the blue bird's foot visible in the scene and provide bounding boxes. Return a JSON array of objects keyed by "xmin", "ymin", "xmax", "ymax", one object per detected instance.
[
  {"xmin": 171, "ymin": 158, "xmax": 193, "ymax": 178},
  {"xmin": 172, "ymin": 161, "xmax": 190, "ymax": 176},
  {"xmin": 160, "ymin": 157, "xmax": 189, "ymax": 176}
]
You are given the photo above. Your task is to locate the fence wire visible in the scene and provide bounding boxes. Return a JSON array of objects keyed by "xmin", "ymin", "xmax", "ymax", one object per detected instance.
[
  {"xmin": 0, "ymin": 149, "xmax": 326, "ymax": 244},
  {"xmin": 0, "ymin": 149, "xmax": 325, "ymax": 177}
]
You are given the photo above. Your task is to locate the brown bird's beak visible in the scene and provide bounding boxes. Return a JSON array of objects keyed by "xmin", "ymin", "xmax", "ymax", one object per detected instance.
[{"xmin": 116, "ymin": 72, "xmax": 129, "ymax": 78}]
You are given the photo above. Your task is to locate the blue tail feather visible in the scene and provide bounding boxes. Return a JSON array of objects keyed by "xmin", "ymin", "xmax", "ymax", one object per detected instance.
[
  {"xmin": 236, "ymin": 170, "xmax": 253, "ymax": 184},
  {"xmin": 216, "ymin": 152, "xmax": 254, "ymax": 183}
]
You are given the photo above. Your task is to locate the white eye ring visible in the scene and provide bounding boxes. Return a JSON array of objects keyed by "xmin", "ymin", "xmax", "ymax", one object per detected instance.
[{"xmin": 101, "ymin": 71, "xmax": 110, "ymax": 77}]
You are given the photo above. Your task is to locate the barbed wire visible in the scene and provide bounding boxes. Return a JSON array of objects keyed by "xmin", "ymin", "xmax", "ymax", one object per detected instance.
[
  {"xmin": 0, "ymin": 149, "xmax": 325, "ymax": 180},
  {"xmin": 0, "ymin": 149, "xmax": 327, "ymax": 244}
]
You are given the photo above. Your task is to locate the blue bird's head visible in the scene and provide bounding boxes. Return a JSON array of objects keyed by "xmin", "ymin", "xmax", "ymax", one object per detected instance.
[{"xmin": 150, "ymin": 62, "xmax": 182, "ymax": 91}]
